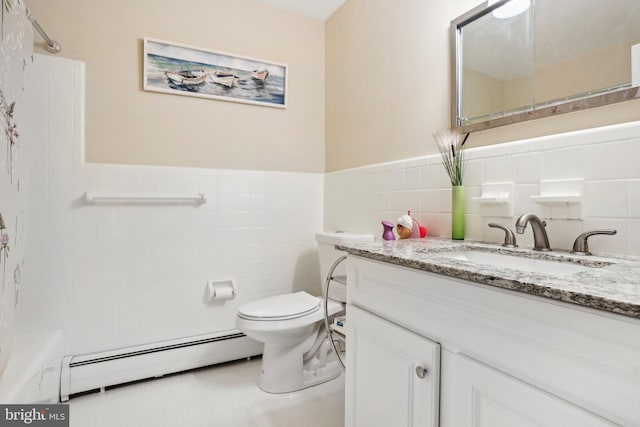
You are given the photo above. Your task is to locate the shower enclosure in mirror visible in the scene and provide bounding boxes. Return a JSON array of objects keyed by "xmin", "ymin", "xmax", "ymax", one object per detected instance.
[{"xmin": 451, "ymin": 0, "xmax": 640, "ymax": 132}]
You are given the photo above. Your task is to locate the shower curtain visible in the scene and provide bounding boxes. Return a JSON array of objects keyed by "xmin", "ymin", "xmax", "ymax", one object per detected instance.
[{"xmin": 0, "ymin": 0, "xmax": 33, "ymax": 375}]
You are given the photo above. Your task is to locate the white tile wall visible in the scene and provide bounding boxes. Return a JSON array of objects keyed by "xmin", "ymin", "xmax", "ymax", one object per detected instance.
[
  {"xmin": 324, "ymin": 121, "xmax": 640, "ymax": 256},
  {"xmin": 21, "ymin": 55, "xmax": 324, "ymax": 355}
]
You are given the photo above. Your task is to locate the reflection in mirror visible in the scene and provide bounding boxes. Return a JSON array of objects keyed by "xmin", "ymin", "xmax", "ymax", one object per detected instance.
[
  {"xmin": 452, "ymin": 0, "xmax": 640, "ymax": 132},
  {"xmin": 534, "ymin": 0, "xmax": 640, "ymax": 106},
  {"xmin": 460, "ymin": 1, "xmax": 534, "ymax": 123}
]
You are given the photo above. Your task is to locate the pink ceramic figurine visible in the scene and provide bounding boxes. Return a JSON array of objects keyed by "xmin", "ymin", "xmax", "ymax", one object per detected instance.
[{"xmin": 396, "ymin": 211, "xmax": 427, "ymax": 239}]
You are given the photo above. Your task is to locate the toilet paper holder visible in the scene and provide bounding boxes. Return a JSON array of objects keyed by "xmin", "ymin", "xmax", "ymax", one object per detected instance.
[{"xmin": 207, "ymin": 279, "xmax": 236, "ymax": 301}]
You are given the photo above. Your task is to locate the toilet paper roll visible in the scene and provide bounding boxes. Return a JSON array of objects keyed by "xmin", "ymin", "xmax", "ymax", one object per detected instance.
[{"xmin": 211, "ymin": 286, "xmax": 234, "ymax": 300}]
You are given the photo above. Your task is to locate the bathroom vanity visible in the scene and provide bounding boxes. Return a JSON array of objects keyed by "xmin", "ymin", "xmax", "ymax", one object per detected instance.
[{"xmin": 339, "ymin": 239, "xmax": 640, "ymax": 426}]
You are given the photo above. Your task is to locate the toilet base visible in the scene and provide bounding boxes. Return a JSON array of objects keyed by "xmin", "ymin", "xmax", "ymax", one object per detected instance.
[
  {"xmin": 300, "ymin": 360, "xmax": 342, "ymax": 390},
  {"xmin": 258, "ymin": 335, "xmax": 342, "ymax": 394},
  {"xmin": 259, "ymin": 360, "xmax": 342, "ymax": 394}
]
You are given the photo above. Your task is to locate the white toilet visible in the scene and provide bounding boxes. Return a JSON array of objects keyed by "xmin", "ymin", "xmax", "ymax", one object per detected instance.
[{"xmin": 236, "ymin": 231, "xmax": 374, "ymax": 393}]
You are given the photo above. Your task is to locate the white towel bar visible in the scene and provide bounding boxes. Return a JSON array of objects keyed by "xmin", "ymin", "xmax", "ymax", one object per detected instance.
[{"xmin": 84, "ymin": 192, "xmax": 206, "ymax": 204}]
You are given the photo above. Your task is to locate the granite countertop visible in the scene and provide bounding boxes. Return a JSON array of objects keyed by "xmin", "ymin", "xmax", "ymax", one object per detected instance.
[{"xmin": 336, "ymin": 238, "xmax": 640, "ymax": 319}]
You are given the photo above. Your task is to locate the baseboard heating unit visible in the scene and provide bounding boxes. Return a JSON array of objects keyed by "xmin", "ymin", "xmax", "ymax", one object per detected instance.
[{"xmin": 60, "ymin": 330, "xmax": 262, "ymax": 401}]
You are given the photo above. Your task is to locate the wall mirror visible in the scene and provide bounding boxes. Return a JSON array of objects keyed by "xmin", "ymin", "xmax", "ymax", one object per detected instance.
[{"xmin": 451, "ymin": 0, "xmax": 640, "ymax": 132}]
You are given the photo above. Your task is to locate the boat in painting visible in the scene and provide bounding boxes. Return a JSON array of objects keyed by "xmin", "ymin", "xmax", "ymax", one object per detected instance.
[
  {"xmin": 164, "ymin": 69, "xmax": 207, "ymax": 90},
  {"xmin": 212, "ymin": 69, "xmax": 235, "ymax": 77},
  {"xmin": 208, "ymin": 73, "xmax": 238, "ymax": 88},
  {"xmin": 251, "ymin": 69, "xmax": 269, "ymax": 82}
]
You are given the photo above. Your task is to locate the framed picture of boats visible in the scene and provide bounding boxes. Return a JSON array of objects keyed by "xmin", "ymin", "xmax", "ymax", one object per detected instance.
[{"xmin": 143, "ymin": 38, "xmax": 287, "ymax": 108}]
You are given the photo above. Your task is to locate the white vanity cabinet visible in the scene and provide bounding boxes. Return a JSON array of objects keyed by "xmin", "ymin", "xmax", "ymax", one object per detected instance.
[
  {"xmin": 440, "ymin": 351, "xmax": 615, "ymax": 426},
  {"xmin": 345, "ymin": 304, "xmax": 440, "ymax": 427},
  {"xmin": 345, "ymin": 255, "xmax": 640, "ymax": 427}
]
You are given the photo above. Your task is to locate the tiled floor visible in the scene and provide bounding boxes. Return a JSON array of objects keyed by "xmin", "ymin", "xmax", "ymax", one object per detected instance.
[{"xmin": 68, "ymin": 358, "xmax": 345, "ymax": 427}]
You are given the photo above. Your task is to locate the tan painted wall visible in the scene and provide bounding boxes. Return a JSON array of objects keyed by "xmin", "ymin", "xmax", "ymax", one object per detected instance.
[
  {"xmin": 28, "ymin": 0, "xmax": 326, "ymax": 172},
  {"xmin": 28, "ymin": 0, "xmax": 640, "ymax": 173},
  {"xmin": 325, "ymin": 0, "xmax": 640, "ymax": 171},
  {"xmin": 326, "ymin": 0, "xmax": 477, "ymax": 172}
]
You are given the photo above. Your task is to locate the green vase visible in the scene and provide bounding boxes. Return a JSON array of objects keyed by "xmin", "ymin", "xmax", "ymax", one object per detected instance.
[{"xmin": 452, "ymin": 185, "xmax": 465, "ymax": 240}]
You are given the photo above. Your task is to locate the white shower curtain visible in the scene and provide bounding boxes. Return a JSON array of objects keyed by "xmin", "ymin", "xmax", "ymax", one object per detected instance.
[{"xmin": 0, "ymin": 0, "xmax": 33, "ymax": 375}]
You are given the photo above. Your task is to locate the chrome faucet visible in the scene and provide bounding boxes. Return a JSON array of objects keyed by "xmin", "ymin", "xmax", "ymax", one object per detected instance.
[
  {"xmin": 571, "ymin": 229, "xmax": 617, "ymax": 255},
  {"xmin": 515, "ymin": 214, "xmax": 551, "ymax": 251},
  {"xmin": 488, "ymin": 223, "xmax": 517, "ymax": 248}
]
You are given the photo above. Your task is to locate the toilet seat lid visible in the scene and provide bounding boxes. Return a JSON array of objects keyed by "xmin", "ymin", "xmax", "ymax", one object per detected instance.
[{"xmin": 238, "ymin": 291, "xmax": 320, "ymax": 320}]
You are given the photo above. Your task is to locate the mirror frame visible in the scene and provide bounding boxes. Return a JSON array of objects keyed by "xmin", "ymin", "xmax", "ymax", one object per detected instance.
[{"xmin": 450, "ymin": 0, "xmax": 640, "ymax": 133}]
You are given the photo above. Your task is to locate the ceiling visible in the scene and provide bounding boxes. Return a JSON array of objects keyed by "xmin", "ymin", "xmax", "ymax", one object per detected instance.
[{"xmin": 259, "ymin": 0, "xmax": 347, "ymax": 20}]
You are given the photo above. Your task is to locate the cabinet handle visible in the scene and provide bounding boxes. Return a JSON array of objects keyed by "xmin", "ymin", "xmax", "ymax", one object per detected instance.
[{"xmin": 415, "ymin": 366, "xmax": 428, "ymax": 379}]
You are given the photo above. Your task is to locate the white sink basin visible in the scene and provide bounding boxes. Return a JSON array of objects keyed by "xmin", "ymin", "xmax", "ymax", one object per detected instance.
[{"xmin": 433, "ymin": 250, "xmax": 592, "ymax": 276}]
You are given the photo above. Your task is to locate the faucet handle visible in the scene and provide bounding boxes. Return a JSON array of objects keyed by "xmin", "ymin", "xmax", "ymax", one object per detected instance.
[
  {"xmin": 488, "ymin": 223, "xmax": 517, "ymax": 248},
  {"xmin": 571, "ymin": 229, "xmax": 617, "ymax": 255}
]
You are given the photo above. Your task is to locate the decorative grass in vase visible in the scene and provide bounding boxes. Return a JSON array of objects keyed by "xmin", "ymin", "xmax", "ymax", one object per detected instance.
[{"xmin": 433, "ymin": 130, "xmax": 469, "ymax": 239}]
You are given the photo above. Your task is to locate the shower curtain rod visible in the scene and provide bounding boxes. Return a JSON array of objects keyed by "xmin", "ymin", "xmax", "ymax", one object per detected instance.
[{"xmin": 26, "ymin": 9, "xmax": 61, "ymax": 53}]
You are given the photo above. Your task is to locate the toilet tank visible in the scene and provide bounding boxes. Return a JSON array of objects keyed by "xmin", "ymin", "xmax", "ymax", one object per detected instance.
[{"xmin": 315, "ymin": 231, "xmax": 374, "ymax": 302}]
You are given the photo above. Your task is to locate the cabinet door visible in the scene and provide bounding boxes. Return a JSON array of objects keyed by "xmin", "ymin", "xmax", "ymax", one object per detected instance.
[
  {"xmin": 440, "ymin": 350, "xmax": 617, "ymax": 427},
  {"xmin": 346, "ymin": 305, "xmax": 440, "ymax": 427}
]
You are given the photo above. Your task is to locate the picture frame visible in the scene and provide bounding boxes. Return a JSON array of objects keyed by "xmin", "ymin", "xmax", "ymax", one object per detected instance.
[{"xmin": 143, "ymin": 37, "xmax": 288, "ymax": 108}]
